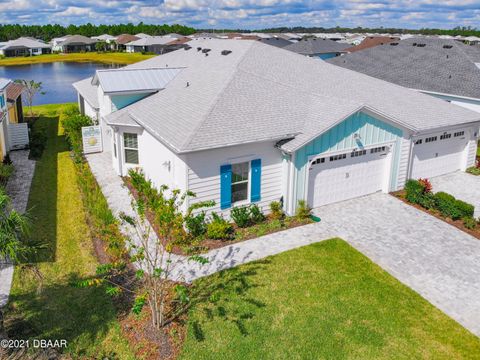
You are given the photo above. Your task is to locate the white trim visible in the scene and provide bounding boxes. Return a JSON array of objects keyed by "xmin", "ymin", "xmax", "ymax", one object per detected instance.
[{"xmin": 412, "ymin": 88, "xmax": 480, "ymax": 104}]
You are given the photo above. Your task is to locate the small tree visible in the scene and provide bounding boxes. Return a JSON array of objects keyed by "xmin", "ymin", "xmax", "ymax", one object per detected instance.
[
  {"xmin": 95, "ymin": 41, "xmax": 108, "ymax": 52},
  {"xmin": 14, "ymin": 79, "xmax": 45, "ymax": 118},
  {"xmin": 77, "ymin": 171, "xmax": 213, "ymax": 329}
]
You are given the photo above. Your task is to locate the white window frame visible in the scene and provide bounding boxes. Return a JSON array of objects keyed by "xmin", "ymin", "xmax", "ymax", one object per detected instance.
[
  {"xmin": 231, "ymin": 161, "xmax": 250, "ymax": 205},
  {"xmin": 123, "ymin": 132, "xmax": 139, "ymax": 164}
]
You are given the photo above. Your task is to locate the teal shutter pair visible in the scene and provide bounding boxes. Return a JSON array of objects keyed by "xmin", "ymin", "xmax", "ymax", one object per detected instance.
[{"xmin": 220, "ymin": 159, "xmax": 261, "ymax": 210}]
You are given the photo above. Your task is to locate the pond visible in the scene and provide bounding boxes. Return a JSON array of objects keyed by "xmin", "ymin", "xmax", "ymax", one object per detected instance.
[{"xmin": 0, "ymin": 62, "xmax": 117, "ymax": 105}]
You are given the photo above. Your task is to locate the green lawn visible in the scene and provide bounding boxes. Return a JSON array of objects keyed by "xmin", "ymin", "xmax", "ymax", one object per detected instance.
[
  {"xmin": 181, "ymin": 239, "xmax": 480, "ymax": 360},
  {"xmin": 0, "ymin": 52, "xmax": 155, "ymax": 66},
  {"xmin": 5, "ymin": 105, "xmax": 135, "ymax": 358}
]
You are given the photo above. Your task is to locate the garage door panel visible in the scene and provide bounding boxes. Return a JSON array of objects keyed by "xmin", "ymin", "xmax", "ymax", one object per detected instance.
[
  {"xmin": 411, "ymin": 136, "xmax": 467, "ymax": 179},
  {"xmin": 307, "ymin": 149, "xmax": 389, "ymax": 208}
]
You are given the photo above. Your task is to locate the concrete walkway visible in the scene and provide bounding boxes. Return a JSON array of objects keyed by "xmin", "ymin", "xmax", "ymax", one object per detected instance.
[
  {"xmin": 0, "ymin": 150, "xmax": 36, "ymax": 308},
  {"xmin": 430, "ymin": 171, "xmax": 480, "ymax": 217},
  {"xmin": 313, "ymin": 193, "xmax": 480, "ymax": 337}
]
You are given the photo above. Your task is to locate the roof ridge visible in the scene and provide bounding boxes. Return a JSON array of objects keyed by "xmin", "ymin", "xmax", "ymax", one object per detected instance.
[{"xmin": 181, "ymin": 41, "xmax": 256, "ymax": 150}]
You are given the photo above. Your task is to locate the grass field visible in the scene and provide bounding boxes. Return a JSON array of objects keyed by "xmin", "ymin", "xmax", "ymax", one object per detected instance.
[
  {"xmin": 5, "ymin": 104, "xmax": 135, "ymax": 359},
  {"xmin": 0, "ymin": 52, "xmax": 155, "ymax": 66},
  {"xmin": 181, "ymin": 239, "xmax": 480, "ymax": 360}
]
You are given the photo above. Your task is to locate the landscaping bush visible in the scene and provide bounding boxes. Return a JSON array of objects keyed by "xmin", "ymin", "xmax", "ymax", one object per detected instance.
[
  {"xmin": 0, "ymin": 162, "xmax": 14, "ymax": 187},
  {"xmin": 456, "ymin": 199, "xmax": 475, "ymax": 219},
  {"xmin": 417, "ymin": 191, "xmax": 436, "ymax": 210},
  {"xmin": 405, "ymin": 179, "xmax": 426, "ymax": 204},
  {"xmin": 29, "ymin": 125, "xmax": 47, "ymax": 159},
  {"xmin": 207, "ymin": 212, "xmax": 234, "ymax": 240},
  {"xmin": 462, "ymin": 217, "xmax": 477, "ymax": 230},
  {"xmin": 62, "ymin": 110, "xmax": 93, "ymax": 162},
  {"xmin": 434, "ymin": 192, "xmax": 462, "ymax": 220},
  {"xmin": 249, "ymin": 204, "xmax": 265, "ymax": 224},
  {"xmin": 231, "ymin": 206, "xmax": 251, "ymax": 228},
  {"xmin": 466, "ymin": 166, "xmax": 480, "ymax": 176},
  {"xmin": 270, "ymin": 201, "xmax": 284, "ymax": 220},
  {"xmin": 418, "ymin": 178, "xmax": 432, "ymax": 193},
  {"xmin": 296, "ymin": 200, "xmax": 312, "ymax": 220},
  {"xmin": 185, "ymin": 211, "xmax": 208, "ymax": 238}
]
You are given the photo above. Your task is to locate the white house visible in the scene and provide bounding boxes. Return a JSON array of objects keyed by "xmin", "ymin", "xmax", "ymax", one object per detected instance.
[
  {"xmin": 0, "ymin": 37, "xmax": 51, "ymax": 57},
  {"xmin": 73, "ymin": 39, "xmax": 480, "ymax": 216}
]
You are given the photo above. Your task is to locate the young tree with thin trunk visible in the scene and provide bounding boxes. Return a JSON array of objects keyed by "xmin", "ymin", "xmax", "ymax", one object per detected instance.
[{"xmin": 14, "ymin": 79, "xmax": 45, "ymax": 118}]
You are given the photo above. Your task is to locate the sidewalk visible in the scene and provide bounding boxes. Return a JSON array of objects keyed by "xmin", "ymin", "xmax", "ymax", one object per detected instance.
[{"xmin": 0, "ymin": 150, "xmax": 36, "ymax": 307}]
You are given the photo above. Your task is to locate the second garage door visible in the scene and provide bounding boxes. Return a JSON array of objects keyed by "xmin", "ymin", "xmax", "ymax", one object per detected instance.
[
  {"xmin": 411, "ymin": 131, "xmax": 467, "ymax": 180},
  {"xmin": 307, "ymin": 145, "xmax": 391, "ymax": 208}
]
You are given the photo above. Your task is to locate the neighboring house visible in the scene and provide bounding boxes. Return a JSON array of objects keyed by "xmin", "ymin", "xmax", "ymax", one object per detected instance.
[
  {"xmin": 125, "ymin": 36, "xmax": 188, "ymax": 54},
  {"xmin": 73, "ymin": 39, "xmax": 480, "ymax": 217},
  {"xmin": 274, "ymin": 33, "xmax": 302, "ymax": 42},
  {"xmin": 6, "ymin": 82, "xmax": 24, "ymax": 123},
  {"xmin": 73, "ymin": 77, "xmax": 99, "ymax": 122},
  {"xmin": 135, "ymin": 33, "xmax": 152, "ymax": 39},
  {"xmin": 52, "ymin": 35, "xmax": 97, "ymax": 53},
  {"xmin": 91, "ymin": 34, "xmax": 117, "ymax": 43},
  {"xmin": 114, "ymin": 34, "xmax": 140, "ymax": 51},
  {"xmin": 0, "ymin": 37, "xmax": 51, "ymax": 57},
  {"xmin": 0, "ymin": 78, "xmax": 30, "ymax": 160},
  {"xmin": 284, "ymin": 38, "xmax": 350, "ymax": 60},
  {"xmin": 328, "ymin": 37, "xmax": 480, "ymax": 113},
  {"xmin": 345, "ymin": 36, "xmax": 400, "ymax": 53},
  {"xmin": 258, "ymin": 37, "xmax": 293, "ymax": 48}
]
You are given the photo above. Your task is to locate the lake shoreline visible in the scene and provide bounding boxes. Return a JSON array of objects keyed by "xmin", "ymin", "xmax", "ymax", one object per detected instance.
[{"xmin": 0, "ymin": 52, "xmax": 155, "ymax": 67}]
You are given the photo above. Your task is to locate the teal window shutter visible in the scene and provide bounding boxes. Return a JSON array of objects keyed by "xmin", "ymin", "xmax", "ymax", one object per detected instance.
[
  {"xmin": 251, "ymin": 159, "xmax": 261, "ymax": 202},
  {"xmin": 220, "ymin": 164, "xmax": 232, "ymax": 209}
]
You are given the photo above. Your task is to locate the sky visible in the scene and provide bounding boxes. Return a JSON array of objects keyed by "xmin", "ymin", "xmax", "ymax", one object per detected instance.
[{"xmin": 0, "ymin": 0, "xmax": 479, "ymax": 30}]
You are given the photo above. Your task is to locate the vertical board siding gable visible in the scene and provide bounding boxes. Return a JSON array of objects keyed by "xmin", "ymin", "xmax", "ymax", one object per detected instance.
[{"xmin": 293, "ymin": 111, "xmax": 403, "ymax": 206}]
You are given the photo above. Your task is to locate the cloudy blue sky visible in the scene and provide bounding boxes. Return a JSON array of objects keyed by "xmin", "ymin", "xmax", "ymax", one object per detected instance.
[{"xmin": 0, "ymin": 0, "xmax": 479, "ymax": 29}]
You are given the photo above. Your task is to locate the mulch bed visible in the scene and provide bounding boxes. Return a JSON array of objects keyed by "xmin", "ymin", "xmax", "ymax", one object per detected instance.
[
  {"xmin": 123, "ymin": 177, "xmax": 313, "ymax": 256},
  {"xmin": 391, "ymin": 191, "xmax": 480, "ymax": 241}
]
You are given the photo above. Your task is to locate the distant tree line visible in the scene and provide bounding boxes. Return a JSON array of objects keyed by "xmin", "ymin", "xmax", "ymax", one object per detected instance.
[
  {"xmin": 198, "ymin": 25, "xmax": 480, "ymax": 37},
  {"xmin": 0, "ymin": 22, "xmax": 196, "ymax": 42}
]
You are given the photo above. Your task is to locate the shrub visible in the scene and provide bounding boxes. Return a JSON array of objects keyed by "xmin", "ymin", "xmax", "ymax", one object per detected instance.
[
  {"xmin": 207, "ymin": 212, "xmax": 234, "ymax": 240},
  {"xmin": 231, "ymin": 206, "xmax": 251, "ymax": 228},
  {"xmin": 418, "ymin": 178, "xmax": 432, "ymax": 193},
  {"xmin": 295, "ymin": 200, "xmax": 312, "ymax": 220},
  {"xmin": 0, "ymin": 162, "xmax": 14, "ymax": 187},
  {"xmin": 434, "ymin": 192, "xmax": 462, "ymax": 220},
  {"xmin": 405, "ymin": 179, "xmax": 426, "ymax": 204},
  {"xmin": 417, "ymin": 192, "xmax": 436, "ymax": 210},
  {"xmin": 249, "ymin": 204, "xmax": 265, "ymax": 224},
  {"xmin": 455, "ymin": 199, "xmax": 475, "ymax": 219},
  {"xmin": 185, "ymin": 211, "xmax": 208, "ymax": 238},
  {"xmin": 29, "ymin": 125, "xmax": 47, "ymax": 160},
  {"xmin": 466, "ymin": 166, "xmax": 480, "ymax": 176},
  {"xmin": 270, "ymin": 201, "xmax": 284, "ymax": 220},
  {"xmin": 462, "ymin": 217, "xmax": 477, "ymax": 230},
  {"xmin": 62, "ymin": 112, "xmax": 93, "ymax": 160}
]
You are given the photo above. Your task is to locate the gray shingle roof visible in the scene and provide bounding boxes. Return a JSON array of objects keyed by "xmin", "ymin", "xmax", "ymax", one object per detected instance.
[
  {"xmin": 101, "ymin": 39, "xmax": 480, "ymax": 154},
  {"xmin": 92, "ymin": 68, "xmax": 182, "ymax": 94},
  {"xmin": 258, "ymin": 38, "xmax": 293, "ymax": 48},
  {"xmin": 60, "ymin": 35, "xmax": 97, "ymax": 46},
  {"xmin": 0, "ymin": 37, "xmax": 51, "ymax": 50},
  {"xmin": 284, "ymin": 38, "xmax": 350, "ymax": 55},
  {"xmin": 72, "ymin": 77, "xmax": 99, "ymax": 108},
  {"xmin": 328, "ymin": 37, "xmax": 480, "ymax": 99}
]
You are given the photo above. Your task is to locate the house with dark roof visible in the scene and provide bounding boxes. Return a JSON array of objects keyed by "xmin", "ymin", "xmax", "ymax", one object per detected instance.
[
  {"xmin": 52, "ymin": 35, "xmax": 97, "ymax": 53},
  {"xmin": 114, "ymin": 34, "xmax": 140, "ymax": 51},
  {"xmin": 258, "ymin": 37, "xmax": 293, "ymax": 48},
  {"xmin": 328, "ymin": 37, "xmax": 480, "ymax": 113},
  {"xmin": 73, "ymin": 39, "xmax": 480, "ymax": 216},
  {"xmin": 125, "ymin": 36, "xmax": 190, "ymax": 54},
  {"xmin": 284, "ymin": 37, "xmax": 350, "ymax": 60},
  {"xmin": 0, "ymin": 37, "xmax": 51, "ymax": 57},
  {"xmin": 345, "ymin": 36, "xmax": 400, "ymax": 53}
]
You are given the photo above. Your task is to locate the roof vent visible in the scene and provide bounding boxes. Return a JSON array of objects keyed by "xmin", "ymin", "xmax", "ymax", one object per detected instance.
[
  {"xmin": 390, "ymin": 42, "xmax": 399, "ymax": 46},
  {"xmin": 197, "ymin": 47, "xmax": 202, "ymax": 51},
  {"xmin": 443, "ymin": 45, "xmax": 453, "ymax": 49},
  {"xmin": 184, "ymin": 46, "xmax": 192, "ymax": 50},
  {"xmin": 202, "ymin": 48, "xmax": 211, "ymax": 53},
  {"xmin": 221, "ymin": 50, "xmax": 232, "ymax": 56},
  {"xmin": 416, "ymin": 43, "xmax": 426, "ymax": 47},
  {"xmin": 412, "ymin": 42, "xmax": 417, "ymax": 46}
]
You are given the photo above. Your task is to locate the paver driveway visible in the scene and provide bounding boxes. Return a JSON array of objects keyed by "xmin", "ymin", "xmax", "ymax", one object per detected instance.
[
  {"xmin": 313, "ymin": 193, "xmax": 480, "ymax": 337},
  {"xmin": 430, "ymin": 171, "xmax": 480, "ymax": 217}
]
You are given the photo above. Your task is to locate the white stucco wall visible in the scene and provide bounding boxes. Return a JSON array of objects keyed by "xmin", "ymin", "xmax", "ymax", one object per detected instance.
[{"xmin": 185, "ymin": 141, "xmax": 284, "ymax": 217}]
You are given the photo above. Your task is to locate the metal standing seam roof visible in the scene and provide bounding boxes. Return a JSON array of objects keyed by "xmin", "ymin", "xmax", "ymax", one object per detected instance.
[
  {"xmin": 0, "ymin": 78, "xmax": 10, "ymax": 90},
  {"xmin": 92, "ymin": 68, "xmax": 183, "ymax": 94},
  {"xmin": 284, "ymin": 38, "xmax": 351, "ymax": 55},
  {"xmin": 97, "ymin": 39, "xmax": 480, "ymax": 155},
  {"xmin": 125, "ymin": 36, "xmax": 176, "ymax": 47},
  {"xmin": 72, "ymin": 77, "xmax": 99, "ymax": 109},
  {"xmin": 328, "ymin": 37, "xmax": 480, "ymax": 100}
]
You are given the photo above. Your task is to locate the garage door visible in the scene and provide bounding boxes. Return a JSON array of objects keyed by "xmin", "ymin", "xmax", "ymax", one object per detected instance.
[
  {"xmin": 307, "ymin": 145, "xmax": 390, "ymax": 208},
  {"xmin": 411, "ymin": 132, "xmax": 467, "ymax": 180}
]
